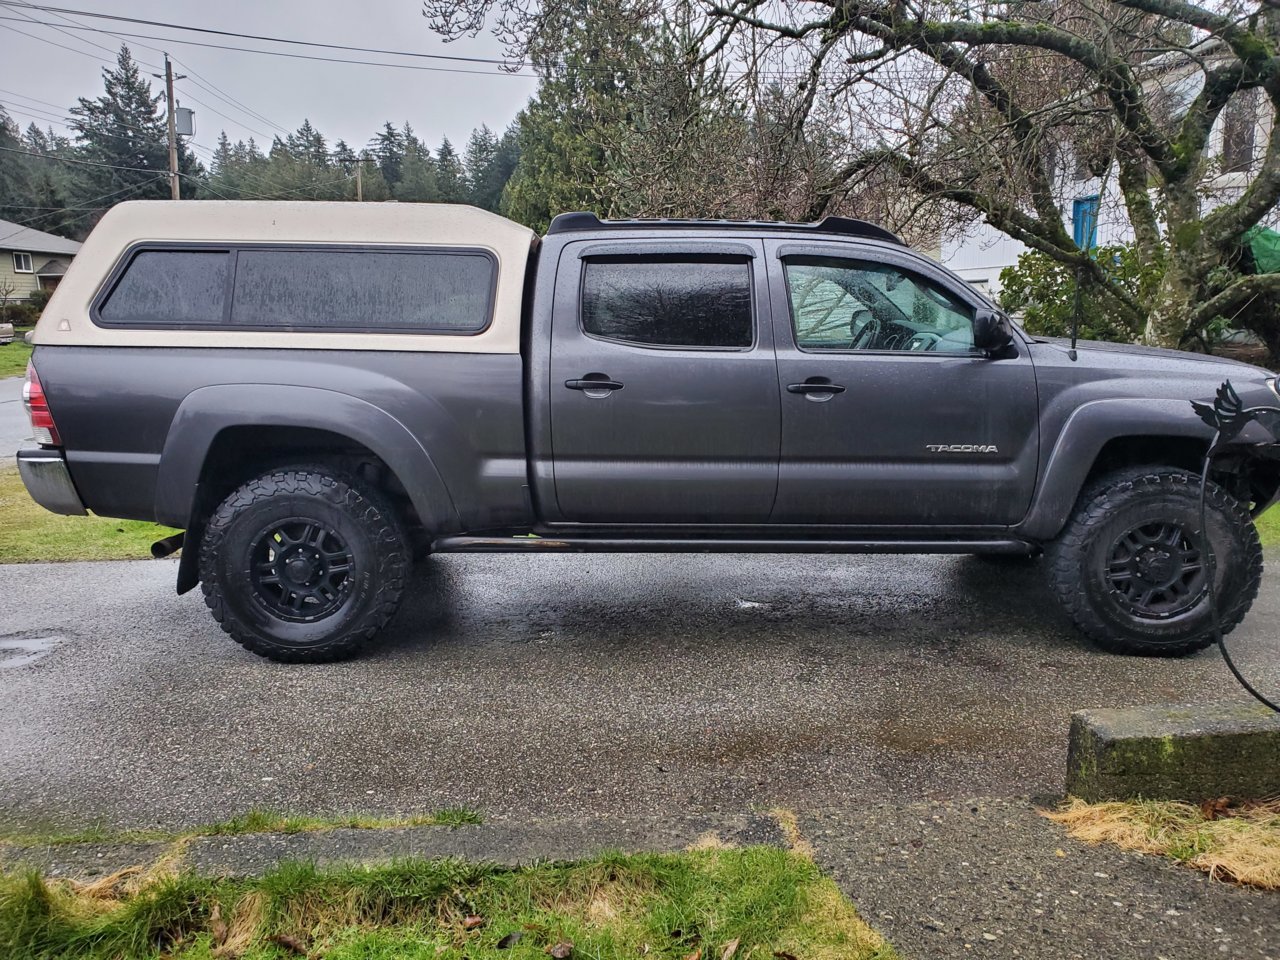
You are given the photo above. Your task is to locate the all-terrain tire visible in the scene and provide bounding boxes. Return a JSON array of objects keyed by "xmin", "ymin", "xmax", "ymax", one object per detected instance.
[
  {"xmin": 1044, "ymin": 467, "xmax": 1262, "ymax": 656},
  {"xmin": 199, "ymin": 466, "xmax": 409, "ymax": 663}
]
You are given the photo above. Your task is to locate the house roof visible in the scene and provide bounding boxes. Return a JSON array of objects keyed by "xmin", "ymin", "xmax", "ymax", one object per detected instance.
[
  {"xmin": 35, "ymin": 257, "xmax": 70, "ymax": 277},
  {"xmin": 0, "ymin": 219, "xmax": 82, "ymax": 256}
]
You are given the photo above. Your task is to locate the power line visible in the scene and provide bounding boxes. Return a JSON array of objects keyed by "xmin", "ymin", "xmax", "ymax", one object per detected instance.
[
  {"xmin": 4, "ymin": 4, "xmax": 285, "ymax": 141},
  {"xmin": 170, "ymin": 57, "xmax": 290, "ymax": 135},
  {"xmin": 0, "ymin": 174, "xmax": 168, "ymax": 241},
  {"xmin": 0, "ymin": 1, "xmax": 536, "ymax": 68},
  {"xmin": 16, "ymin": 0, "xmax": 293, "ymax": 136},
  {"xmin": 0, "ymin": 14, "xmax": 541, "ymax": 78},
  {"xmin": 0, "ymin": 142, "xmax": 166, "ymax": 174}
]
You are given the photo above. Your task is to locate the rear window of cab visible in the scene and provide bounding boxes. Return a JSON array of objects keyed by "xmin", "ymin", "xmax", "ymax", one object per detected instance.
[{"xmin": 94, "ymin": 245, "xmax": 496, "ymax": 333}]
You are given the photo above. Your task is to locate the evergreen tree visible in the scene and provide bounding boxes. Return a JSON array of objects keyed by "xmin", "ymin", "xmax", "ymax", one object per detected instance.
[
  {"xmin": 370, "ymin": 122, "xmax": 405, "ymax": 186},
  {"xmin": 332, "ymin": 139, "xmax": 358, "ymax": 173},
  {"xmin": 434, "ymin": 135, "xmax": 467, "ymax": 203},
  {"xmin": 463, "ymin": 125, "xmax": 500, "ymax": 209},
  {"xmin": 68, "ymin": 46, "xmax": 198, "ymax": 204},
  {"xmin": 395, "ymin": 127, "xmax": 438, "ymax": 202}
]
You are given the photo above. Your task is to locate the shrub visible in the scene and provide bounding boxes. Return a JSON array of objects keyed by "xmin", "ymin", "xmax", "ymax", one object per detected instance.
[{"xmin": 998, "ymin": 244, "xmax": 1161, "ymax": 343}]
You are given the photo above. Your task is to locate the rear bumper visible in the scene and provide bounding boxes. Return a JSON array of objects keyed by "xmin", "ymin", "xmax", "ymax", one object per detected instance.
[{"xmin": 16, "ymin": 448, "xmax": 87, "ymax": 516}]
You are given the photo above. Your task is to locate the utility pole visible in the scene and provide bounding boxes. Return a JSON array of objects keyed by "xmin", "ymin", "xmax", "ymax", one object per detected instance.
[
  {"xmin": 153, "ymin": 54, "xmax": 186, "ymax": 200},
  {"xmin": 355, "ymin": 162, "xmax": 363, "ymax": 202}
]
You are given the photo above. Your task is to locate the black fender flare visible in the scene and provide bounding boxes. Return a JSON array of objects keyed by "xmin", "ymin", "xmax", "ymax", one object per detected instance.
[
  {"xmin": 157, "ymin": 384, "xmax": 459, "ymax": 591},
  {"xmin": 1017, "ymin": 397, "xmax": 1272, "ymax": 541}
]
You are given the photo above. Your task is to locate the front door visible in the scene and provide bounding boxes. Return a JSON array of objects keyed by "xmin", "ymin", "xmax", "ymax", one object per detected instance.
[
  {"xmin": 548, "ymin": 241, "xmax": 781, "ymax": 523},
  {"xmin": 766, "ymin": 241, "xmax": 1039, "ymax": 526}
]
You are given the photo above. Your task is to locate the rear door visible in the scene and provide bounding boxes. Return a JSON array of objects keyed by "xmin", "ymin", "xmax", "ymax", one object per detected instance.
[
  {"xmin": 766, "ymin": 240, "xmax": 1039, "ymax": 526},
  {"xmin": 548, "ymin": 239, "xmax": 780, "ymax": 523}
]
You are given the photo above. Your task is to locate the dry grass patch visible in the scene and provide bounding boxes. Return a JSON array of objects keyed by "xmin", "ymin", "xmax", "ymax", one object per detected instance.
[{"xmin": 1045, "ymin": 797, "xmax": 1280, "ymax": 889}]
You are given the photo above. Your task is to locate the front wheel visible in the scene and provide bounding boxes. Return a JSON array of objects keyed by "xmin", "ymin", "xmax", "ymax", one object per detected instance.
[
  {"xmin": 199, "ymin": 466, "xmax": 409, "ymax": 663},
  {"xmin": 1044, "ymin": 468, "xmax": 1262, "ymax": 656}
]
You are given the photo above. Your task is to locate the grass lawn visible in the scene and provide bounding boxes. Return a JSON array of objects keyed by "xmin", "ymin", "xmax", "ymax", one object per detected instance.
[
  {"xmin": 1254, "ymin": 505, "xmax": 1280, "ymax": 547},
  {"xmin": 1046, "ymin": 797, "xmax": 1279, "ymax": 890},
  {"xmin": 0, "ymin": 340, "xmax": 32, "ymax": 379},
  {"xmin": 0, "ymin": 469, "xmax": 177, "ymax": 563},
  {"xmin": 0, "ymin": 847, "xmax": 895, "ymax": 960}
]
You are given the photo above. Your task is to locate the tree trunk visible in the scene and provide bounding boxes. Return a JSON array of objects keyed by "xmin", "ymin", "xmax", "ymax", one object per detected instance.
[{"xmin": 1143, "ymin": 255, "xmax": 1199, "ymax": 347}]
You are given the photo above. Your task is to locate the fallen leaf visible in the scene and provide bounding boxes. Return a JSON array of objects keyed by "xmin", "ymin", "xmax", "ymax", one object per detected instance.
[
  {"xmin": 547, "ymin": 941, "xmax": 574, "ymax": 959},
  {"xmin": 721, "ymin": 939, "xmax": 740, "ymax": 960},
  {"xmin": 1201, "ymin": 797, "xmax": 1231, "ymax": 821},
  {"xmin": 684, "ymin": 951, "xmax": 702, "ymax": 960},
  {"xmin": 497, "ymin": 931, "xmax": 523, "ymax": 949},
  {"xmin": 463, "ymin": 915, "xmax": 485, "ymax": 930},
  {"xmin": 209, "ymin": 903, "xmax": 228, "ymax": 947},
  {"xmin": 1054, "ymin": 848, "xmax": 1066, "ymax": 857},
  {"xmin": 267, "ymin": 934, "xmax": 308, "ymax": 956}
]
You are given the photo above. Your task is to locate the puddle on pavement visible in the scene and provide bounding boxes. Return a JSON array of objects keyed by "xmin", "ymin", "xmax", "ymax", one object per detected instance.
[{"xmin": 0, "ymin": 633, "xmax": 66, "ymax": 670}]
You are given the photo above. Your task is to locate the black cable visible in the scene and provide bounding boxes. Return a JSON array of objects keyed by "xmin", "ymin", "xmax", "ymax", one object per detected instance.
[{"xmin": 1198, "ymin": 442, "xmax": 1280, "ymax": 714}]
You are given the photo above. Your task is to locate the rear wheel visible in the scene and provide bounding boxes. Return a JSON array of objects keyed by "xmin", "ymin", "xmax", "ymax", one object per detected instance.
[
  {"xmin": 1045, "ymin": 468, "xmax": 1262, "ymax": 656},
  {"xmin": 199, "ymin": 466, "xmax": 409, "ymax": 663}
]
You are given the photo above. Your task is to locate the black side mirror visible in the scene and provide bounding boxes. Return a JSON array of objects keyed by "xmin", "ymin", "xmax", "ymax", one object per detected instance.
[{"xmin": 973, "ymin": 309, "xmax": 1014, "ymax": 356}]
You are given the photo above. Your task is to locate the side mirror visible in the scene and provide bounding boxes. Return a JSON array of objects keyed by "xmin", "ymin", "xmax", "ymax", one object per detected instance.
[{"xmin": 973, "ymin": 309, "xmax": 1014, "ymax": 356}]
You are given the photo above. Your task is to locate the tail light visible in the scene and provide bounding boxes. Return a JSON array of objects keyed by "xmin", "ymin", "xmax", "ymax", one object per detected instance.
[{"xmin": 22, "ymin": 361, "xmax": 62, "ymax": 446}]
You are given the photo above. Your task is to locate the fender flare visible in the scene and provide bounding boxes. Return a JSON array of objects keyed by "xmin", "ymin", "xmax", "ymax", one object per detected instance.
[
  {"xmin": 155, "ymin": 383, "xmax": 460, "ymax": 534},
  {"xmin": 1016, "ymin": 397, "xmax": 1263, "ymax": 541}
]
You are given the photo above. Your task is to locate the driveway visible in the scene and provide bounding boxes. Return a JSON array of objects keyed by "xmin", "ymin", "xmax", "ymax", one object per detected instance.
[
  {"xmin": 1, "ymin": 551, "xmax": 1276, "ymax": 831},
  {"xmin": 0, "ymin": 375, "xmax": 32, "ymax": 456}
]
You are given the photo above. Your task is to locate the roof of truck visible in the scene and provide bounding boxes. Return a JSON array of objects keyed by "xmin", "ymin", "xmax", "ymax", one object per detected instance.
[
  {"xmin": 33, "ymin": 201, "xmax": 537, "ymax": 355},
  {"xmin": 547, "ymin": 211, "xmax": 904, "ymax": 245},
  {"xmin": 84, "ymin": 200, "xmax": 537, "ymax": 248}
]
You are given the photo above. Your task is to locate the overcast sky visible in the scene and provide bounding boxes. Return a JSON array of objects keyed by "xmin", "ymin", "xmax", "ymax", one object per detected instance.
[{"xmin": 0, "ymin": 0, "xmax": 539, "ymax": 159}]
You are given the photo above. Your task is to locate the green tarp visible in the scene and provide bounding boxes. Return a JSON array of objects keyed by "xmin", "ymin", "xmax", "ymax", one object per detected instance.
[{"xmin": 1244, "ymin": 225, "xmax": 1280, "ymax": 274}]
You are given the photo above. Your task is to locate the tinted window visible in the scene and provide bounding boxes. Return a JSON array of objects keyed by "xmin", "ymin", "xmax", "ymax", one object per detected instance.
[
  {"xmin": 582, "ymin": 258, "xmax": 753, "ymax": 348},
  {"xmin": 785, "ymin": 258, "xmax": 974, "ymax": 353},
  {"xmin": 100, "ymin": 250, "xmax": 229, "ymax": 325},
  {"xmin": 231, "ymin": 249, "xmax": 492, "ymax": 331}
]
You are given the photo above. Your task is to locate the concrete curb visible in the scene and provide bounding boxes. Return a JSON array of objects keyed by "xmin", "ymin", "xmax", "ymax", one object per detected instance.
[
  {"xmin": 0, "ymin": 814, "xmax": 785, "ymax": 880},
  {"xmin": 1066, "ymin": 700, "xmax": 1280, "ymax": 801}
]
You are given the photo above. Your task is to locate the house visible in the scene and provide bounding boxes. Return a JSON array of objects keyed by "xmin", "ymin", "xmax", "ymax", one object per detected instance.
[
  {"xmin": 0, "ymin": 219, "xmax": 82, "ymax": 302},
  {"xmin": 939, "ymin": 41, "xmax": 1278, "ymax": 300}
]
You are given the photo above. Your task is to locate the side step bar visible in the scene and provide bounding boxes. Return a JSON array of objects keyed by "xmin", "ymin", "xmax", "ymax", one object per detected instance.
[{"xmin": 431, "ymin": 536, "xmax": 1036, "ymax": 555}]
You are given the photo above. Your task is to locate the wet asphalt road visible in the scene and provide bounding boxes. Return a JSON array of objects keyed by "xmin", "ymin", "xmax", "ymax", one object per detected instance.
[
  {"xmin": 0, "ymin": 551, "xmax": 1277, "ymax": 831},
  {"xmin": 0, "ymin": 375, "xmax": 32, "ymax": 456}
]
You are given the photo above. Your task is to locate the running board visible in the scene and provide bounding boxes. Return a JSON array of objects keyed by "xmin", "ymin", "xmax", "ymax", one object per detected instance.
[{"xmin": 431, "ymin": 536, "xmax": 1036, "ymax": 555}]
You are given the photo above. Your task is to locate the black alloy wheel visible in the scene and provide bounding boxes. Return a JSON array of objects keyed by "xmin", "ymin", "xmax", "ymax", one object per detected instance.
[
  {"xmin": 249, "ymin": 519, "xmax": 356, "ymax": 621},
  {"xmin": 1104, "ymin": 521, "xmax": 1206, "ymax": 620}
]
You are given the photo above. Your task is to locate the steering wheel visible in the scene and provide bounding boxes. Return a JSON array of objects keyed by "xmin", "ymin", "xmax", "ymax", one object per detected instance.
[
  {"xmin": 906, "ymin": 332, "xmax": 941, "ymax": 352},
  {"xmin": 850, "ymin": 309, "xmax": 879, "ymax": 350}
]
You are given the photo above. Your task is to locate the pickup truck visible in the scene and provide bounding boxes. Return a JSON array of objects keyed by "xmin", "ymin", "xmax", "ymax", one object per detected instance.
[{"xmin": 17, "ymin": 201, "xmax": 1276, "ymax": 662}]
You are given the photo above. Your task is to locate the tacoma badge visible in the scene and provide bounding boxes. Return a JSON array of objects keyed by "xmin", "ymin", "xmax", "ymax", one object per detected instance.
[{"xmin": 926, "ymin": 443, "xmax": 999, "ymax": 453}]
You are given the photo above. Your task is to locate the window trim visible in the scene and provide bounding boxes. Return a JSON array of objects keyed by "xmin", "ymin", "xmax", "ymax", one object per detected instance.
[
  {"xmin": 576, "ymin": 253, "xmax": 759, "ymax": 353},
  {"xmin": 90, "ymin": 241, "xmax": 499, "ymax": 335},
  {"xmin": 780, "ymin": 254, "xmax": 980, "ymax": 357},
  {"xmin": 12, "ymin": 252, "xmax": 33, "ymax": 274}
]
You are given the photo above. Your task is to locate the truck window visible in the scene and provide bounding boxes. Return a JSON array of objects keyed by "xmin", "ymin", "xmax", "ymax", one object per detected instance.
[
  {"xmin": 581, "ymin": 257, "xmax": 753, "ymax": 348},
  {"xmin": 231, "ymin": 248, "xmax": 493, "ymax": 332},
  {"xmin": 785, "ymin": 257, "xmax": 974, "ymax": 354},
  {"xmin": 99, "ymin": 250, "xmax": 230, "ymax": 326}
]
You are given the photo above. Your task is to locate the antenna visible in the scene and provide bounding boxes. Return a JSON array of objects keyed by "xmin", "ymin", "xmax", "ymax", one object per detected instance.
[{"xmin": 1070, "ymin": 263, "xmax": 1082, "ymax": 361}]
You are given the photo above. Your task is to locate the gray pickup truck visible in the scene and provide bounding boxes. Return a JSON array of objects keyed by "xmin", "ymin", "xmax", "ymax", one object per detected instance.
[{"xmin": 16, "ymin": 201, "xmax": 1277, "ymax": 662}]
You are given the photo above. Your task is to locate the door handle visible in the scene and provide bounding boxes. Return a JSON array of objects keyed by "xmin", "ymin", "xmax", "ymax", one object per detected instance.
[
  {"xmin": 565, "ymin": 376, "xmax": 624, "ymax": 393},
  {"xmin": 787, "ymin": 378, "xmax": 846, "ymax": 396}
]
